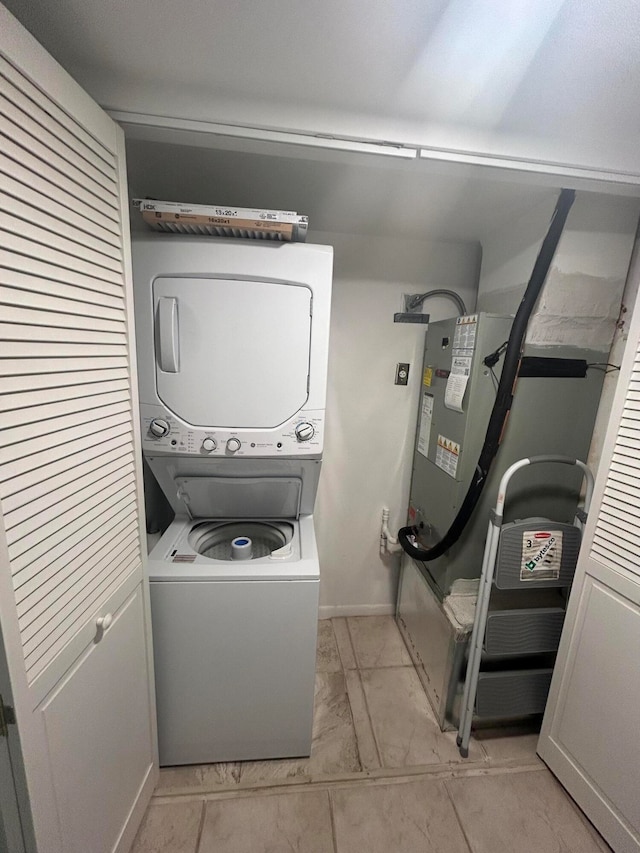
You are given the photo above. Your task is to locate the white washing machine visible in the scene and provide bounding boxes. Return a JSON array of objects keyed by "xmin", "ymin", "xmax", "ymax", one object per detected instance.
[{"xmin": 132, "ymin": 235, "xmax": 332, "ymax": 766}]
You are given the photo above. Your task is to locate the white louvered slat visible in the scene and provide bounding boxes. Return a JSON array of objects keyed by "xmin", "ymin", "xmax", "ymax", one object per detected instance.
[
  {"xmin": 0, "ymin": 243, "xmax": 122, "ymax": 302},
  {"xmin": 2, "ymin": 230, "xmax": 121, "ymax": 285},
  {"xmin": 0, "ymin": 342, "xmax": 128, "ymax": 362},
  {"xmin": 0, "ymin": 154, "xmax": 118, "ymax": 239},
  {"xmin": 0, "ymin": 56, "xmax": 115, "ymax": 170},
  {"xmin": 1, "ymin": 172, "xmax": 120, "ymax": 250},
  {"xmin": 0, "ymin": 136, "xmax": 118, "ymax": 225},
  {"xmin": 5, "ymin": 460, "xmax": 134, "ymax": 542},
  {"xmin": 0, "ymin": 366, "xmax": 129, "ymax": 396},
  {"xmin": 614, "ymin": 433, "xmax": 640, "ymax": 453},
  {"xmin": 0, "ymin": 414, "xmax": 131, "ymax": 477},
  {"xmin": 0, "ymin": 354, "xmax": 128, "ymax": 378},
  {"xmin": 597, "ymin": 514, "xmax": 640, "ymax": 550},
  {"xmin": 591, "ymin": 358, "xmax": 640, "ymax": 579},
  {"xmin": 22, "ymin": 544, "xmax": 138, "ymax": 667},
  {"xmin": 0, "ymin": 401, "xmax": 131, "ymax": 452},
  {"xmin": 0, "ymin": 247, "xmax": 123, "ymax": 297},
  {"xmin": 0, "ymin": 89, "xmax": 117, "ymax": 197},
  {"xmin": 1, "ymin": 303, "xmax": 125, "ymax": 335},
  {"xmin": 605, "ymin": 467, "xmax": 640, "ymax": 494},
  {"xmin": 0, "ymin": 209, "xmax": 122, "ymax": 273},
  {"xmin": 610, "ymin": 457, "xmax": 640, "ymax": 478},
  {"xmin": 1, "ymin": 389, "xmax": 130, "ymax": 430},
  {"xmin": 0, "ymin": 379, "xmax": 129, "ymax": 414},
  {"xmin": 17, "ymin": 522, "xmax": 139, "ymax": 630},
  {"xmin": 20, "ymin": 531, "xmax": 139, "ymax": 643},
  {"xmin": 16, "ymin": 531, "xmax": 138, "ymax": 649},
  {"xmin": 16, "ymin": 514, "xmax": 137, "ymax": 633},
  {"xmin": 0, "ymin": 268, "xmax": 124, "ymax": 309},
  {"xmin": 0, "ymin": 322, "xmax": 126, "ymax": 347},
  {"xmin": 0, "ymin": 157, "xmax": 120, "ymax": 246},
  {"xmin": 2, "ymin": 444, "xmax": 132, "ymax": 514},
  {"xmin": 24, "ymin": 554, "xmax": 138, "ymax": 682},
  {"xmin": 10, "ymin": 492, "xmax": 136, "ymax": 581},
  {"xmin": 620, "ymin": 416, "xmax": 640, "ymax": 432},
  {"xmin": 601, "ymin": 486, "xmax": 640, "ymax": 523},
  {"xmin": 0, "ymin": 99, "xmax": 118, "ymax": 207},
  {"xmin": 24, "ymin": 545, "xmax": 138, "ymax": 657},
  {"xmin": 14, "ymin": 501, "xmax": 136, "ymax": 602},
  {"xmin": 591, "ymin": 539, "xmax": 638, "ymax": 576},
  {"xmin": 0, "ymin": 283, "xmax": 125, "ymax": 321},
  {"xmin": 1, "ymin": 430, "xmax": 131, "ymax": 497},
  {"xmin": 7, "ymin": 471, "xmax": 135, "ymax": 563},
  {"xmin": 612, "ymin": 448, "xmax": 640, "ymax": 470}
]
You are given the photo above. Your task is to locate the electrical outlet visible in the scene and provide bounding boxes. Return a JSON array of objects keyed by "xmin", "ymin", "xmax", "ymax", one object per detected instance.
[{"xmin": 395, "ymin": 363, "xmax": 410, "ymax": 385}]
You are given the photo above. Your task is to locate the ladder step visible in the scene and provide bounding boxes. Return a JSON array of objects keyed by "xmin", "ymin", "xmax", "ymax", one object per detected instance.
[
  {"xmin": 476, "ymin": 669, "xmax": 553, "ymax": 718},
  {"xmin": 485, "ymin": 608, "xmax": 565, "ymax": 656}
]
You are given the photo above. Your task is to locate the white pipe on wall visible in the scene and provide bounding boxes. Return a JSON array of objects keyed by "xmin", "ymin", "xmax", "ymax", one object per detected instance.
[{"xmin": 380, "ymin": 507, "xmax": 403, "ymax": 555}]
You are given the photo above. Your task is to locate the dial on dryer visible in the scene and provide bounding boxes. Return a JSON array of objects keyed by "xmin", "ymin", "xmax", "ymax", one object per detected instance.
[
  {"xmin": 149, "ymin": 418, "xmax": 170, "ymax": 437},
  {"xmin": 295, "ymin": 422, "xmax": 315, "ymax": 442}
]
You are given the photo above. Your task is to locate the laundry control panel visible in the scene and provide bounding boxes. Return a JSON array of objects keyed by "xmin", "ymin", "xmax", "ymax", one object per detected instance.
[{"xmin": 140, "ymin": 404, "xmax": 324, "ymax": 457}]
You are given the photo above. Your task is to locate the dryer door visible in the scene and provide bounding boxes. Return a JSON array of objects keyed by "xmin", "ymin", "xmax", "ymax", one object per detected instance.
[{"xmin": 153, "ymin": 277, "xmax": 312, "ymax": 428}]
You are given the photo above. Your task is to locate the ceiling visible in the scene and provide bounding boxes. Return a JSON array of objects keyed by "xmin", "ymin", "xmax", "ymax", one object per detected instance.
[
  {"xmin": 5, "ymin": 0, "xmax": 640, "ymax": 174},
  {"xmin": 5, "ymin": 0, "xmax": 640, "ymax": 246}
]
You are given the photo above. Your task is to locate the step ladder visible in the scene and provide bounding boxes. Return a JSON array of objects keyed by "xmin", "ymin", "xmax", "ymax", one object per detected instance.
[{"xmin": 456, "ymin": 455, "xmax": 594, "ymax": 758}]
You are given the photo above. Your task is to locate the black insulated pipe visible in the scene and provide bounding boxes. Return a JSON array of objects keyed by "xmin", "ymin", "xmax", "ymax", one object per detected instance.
[{"xmin": 398, "ymin": 188, "xmax": 576, "ymax": 562}]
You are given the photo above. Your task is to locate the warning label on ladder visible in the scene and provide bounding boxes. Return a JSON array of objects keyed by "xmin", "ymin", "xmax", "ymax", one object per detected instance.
[{"xmin": 520, "ymin": 530, "xmax": 563, "ymax": 581}]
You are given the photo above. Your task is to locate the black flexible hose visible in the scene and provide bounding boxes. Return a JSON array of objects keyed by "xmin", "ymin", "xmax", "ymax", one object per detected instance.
[{"xmin": 398, "ymin": 188, "xmax": 576, "ymax": 561}]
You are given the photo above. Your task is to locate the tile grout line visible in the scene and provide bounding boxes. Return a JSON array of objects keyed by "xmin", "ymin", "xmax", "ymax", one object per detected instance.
[
  {"xmin": 152, "ymin": 759, "xmax": 548, "ymax": 805},
  {"xmin": 327, "ymin": 788, "xmax": 340, "ymax": 853},
  {"xmin": 342, "ymin": 616, "xmax": 386, "ymax": 768},
  {"xmin": 353, "ymin": 666, "xmax": 384, "ymax": 769},
  {"xmin": 194, "ymin": 799, "xmax": 207, "ymax": 853},
  {"xmin": 341, "ymin": 670, "xmax": 365, "ymax": 775},
  {"xmin": 330, "ymin": 617, "xmax": 355, "ymax": 671},
  {"xmin": 344, "ymin": 616, "xmax": 360, "ymax": 669},
  {"xmin": 329, "ymin": 618, "xmax": 371, "ymax": 774},
  {"xmin": 442, "ymin": 779, "xmax": 477, "ymax": 853}
]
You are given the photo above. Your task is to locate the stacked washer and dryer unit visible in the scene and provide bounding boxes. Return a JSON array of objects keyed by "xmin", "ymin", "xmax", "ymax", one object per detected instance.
[{"xmin": 132, "ymin": 235, "xmax": 333, "ymax": 766}]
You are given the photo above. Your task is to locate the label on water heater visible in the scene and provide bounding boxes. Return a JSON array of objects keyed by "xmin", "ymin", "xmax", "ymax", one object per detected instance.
[
  {"xmin": 417, "ymin": 392, "xmax": 433, "ymax": 457},
  {"xmin": 435, "ymin": 434, "xmax": 460, "ymax": 478}
]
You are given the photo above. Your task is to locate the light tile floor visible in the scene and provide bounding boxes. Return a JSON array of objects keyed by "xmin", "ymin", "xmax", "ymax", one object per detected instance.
[{"xmin": 132, "ymin": 616, "xmax": 611, "ymax": 852}]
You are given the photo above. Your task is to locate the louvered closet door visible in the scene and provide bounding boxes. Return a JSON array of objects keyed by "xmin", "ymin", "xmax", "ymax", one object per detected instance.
[
  {"xmin": 0, "ymin": 7, "xmax": 157, "ymax": 853},
  {"xmin": 539, "ymin": 251, "xmax": 640, "ymax": 853}
]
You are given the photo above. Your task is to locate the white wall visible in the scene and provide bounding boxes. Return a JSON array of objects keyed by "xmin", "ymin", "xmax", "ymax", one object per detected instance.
[
  {"xmin": 310, "ymin": 231, "xmax": 480, "ymax": 616},
  {"xmin": 477, "ymin": 192, "xmax": 640, "ymax": 475}
]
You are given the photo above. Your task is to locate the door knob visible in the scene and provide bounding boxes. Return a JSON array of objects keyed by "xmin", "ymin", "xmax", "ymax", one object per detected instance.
[{"xmin": 95, "ymin": 612, "xmax": 113, "ymax": 641}]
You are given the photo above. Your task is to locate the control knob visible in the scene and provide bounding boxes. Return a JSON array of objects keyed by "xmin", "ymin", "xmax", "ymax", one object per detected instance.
[
  {"xmin": 149, "ymin": 418, "xmax": 170, "ymax": 438},
  {"xmin": 226, "ymin": 437, "xmax": 242, "ymax": 453},
  {"xmin": 202, "ymin": 438, "xmax": 217, "ymax": 453},
  {"xmin": 295, "ymin": 422, "xmax": 315, "ymax": 442}
]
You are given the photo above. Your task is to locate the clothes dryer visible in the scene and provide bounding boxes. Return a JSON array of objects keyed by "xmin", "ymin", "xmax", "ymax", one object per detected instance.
[{"xmin": 132, "ymin": 236, "xmax": 332, "ymax": 765}]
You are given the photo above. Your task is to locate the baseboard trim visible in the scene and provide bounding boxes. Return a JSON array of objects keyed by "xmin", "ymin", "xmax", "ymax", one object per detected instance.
[{"xmin": 318, "ymin": 603, "xmax": 396, "ymax": 619}]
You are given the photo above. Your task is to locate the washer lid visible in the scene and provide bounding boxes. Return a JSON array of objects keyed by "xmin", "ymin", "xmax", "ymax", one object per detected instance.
[
  {"xmin": 175, "ymin": 476, "xmax": 302, "ymax": 519},
  {"xmin": 153, "ymin": 276, "xmax": 312, "ymax": 428}
]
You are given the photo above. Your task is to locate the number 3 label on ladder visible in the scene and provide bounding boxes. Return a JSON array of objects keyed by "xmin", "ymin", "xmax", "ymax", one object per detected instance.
[{"xmin": 521, "ymin": 530, "xmax": 563, "ymax": 581}]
